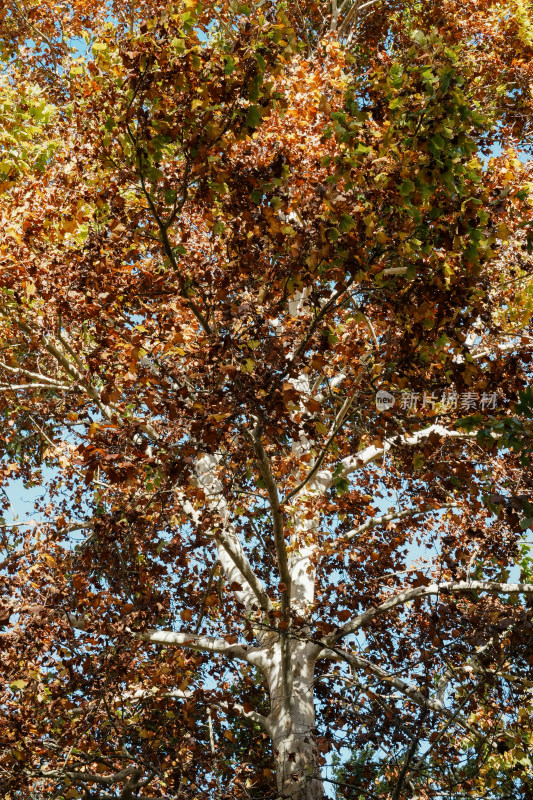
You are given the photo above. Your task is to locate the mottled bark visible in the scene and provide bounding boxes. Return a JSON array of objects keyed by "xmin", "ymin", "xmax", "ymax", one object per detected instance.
[{"xmin": 266, "ymin": 640, "xmax": 324, "ymax": 800}]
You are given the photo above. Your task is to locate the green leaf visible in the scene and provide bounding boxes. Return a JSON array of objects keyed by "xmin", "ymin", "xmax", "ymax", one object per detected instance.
[
  {"xmin": 431, "ymin": 133, "xmax": 445, "ymax": 151},
  {"xmin": 389, "ymin": 96, "xmax": 403, "ymax": 110},
  {"xmin": 172, "ymin": 38, "xmax": 186, "ymax": 53},
  {"xmin": 335, "ymin": 477, "xmax": 349, "ymax": 495},
  {"xmin": 246, "ymin": 105, "xmax": 262, "ymax": 129},
  {"xmin": 332, "ymin": 463, "xmax": 344, "ymax": 479},
  {"xmin": 439, "ymin": 72, "xmax": 451, "ymax": 92},
  {"xmin": 399, "ymin": 180, "xmax": 415, "ymax": 197},
  {"xmin": 224, "ymin": 56, "xmax": 235, "ymax": 75},
  {"xmin": 458, "ymin": 414, "xmax": 482, "ymax": 432},
  {"xmin": 470, "ymin": 110, "xmax": 486, "ymax": 127},
  {"xmin": 444, "ymin": 46, "xmax": 458, "ymax": 62},
  {"xmin": 413, "ymin": 453, "xmax": 425, "ymax": 471},
  {"xmin": 339, "ymin": 214, "xmax": 355, "ymax": 232},
  {"xmin": 516, "ymin": 387, "xmax": 533, "ymax": 417},
  {"xmin": 412, "ymin": 30, "xmax": 427, "ymax": 46}
]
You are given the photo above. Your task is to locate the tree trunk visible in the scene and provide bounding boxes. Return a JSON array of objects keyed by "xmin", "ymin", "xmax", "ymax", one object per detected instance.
[{"xmin": 267, "ymin": 640, "xmax": 324, "ymax": 800}]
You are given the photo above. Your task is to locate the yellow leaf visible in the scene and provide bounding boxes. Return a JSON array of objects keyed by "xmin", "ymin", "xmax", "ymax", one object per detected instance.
[
  {"xmin": 242, "ymin": 358, "xmax": 255, "ymax": 373},
  {"xmin": 10, "ymin": 679, "xmax": 28, "ymax": 690},
  {"xmin": 62, "ymin": 219, "xmax": 76, "ymax": 233},
  {"xmin": 497, "ymin": 222, "xmax": 510, "ymax": 242}
]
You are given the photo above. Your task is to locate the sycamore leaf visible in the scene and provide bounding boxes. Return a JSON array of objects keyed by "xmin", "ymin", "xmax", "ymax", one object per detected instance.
[
  {"xmin": 246, "ymin": 105, "xmax": 262, "ymax": 128},
  {"xmin": 10, "ymin": 680, "xmax": 28, "ymax": 691}
]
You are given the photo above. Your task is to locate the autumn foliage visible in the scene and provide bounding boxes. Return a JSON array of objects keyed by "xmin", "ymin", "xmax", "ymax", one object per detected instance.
[{"xmin": 1, "ymin": 1, "xmax": 533, "ymax": 799}]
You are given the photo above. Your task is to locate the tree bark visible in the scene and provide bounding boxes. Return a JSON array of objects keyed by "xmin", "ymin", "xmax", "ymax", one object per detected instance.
[{"xmin": 267, "ymin": 640, "xmax": 324, "ymax": 800}]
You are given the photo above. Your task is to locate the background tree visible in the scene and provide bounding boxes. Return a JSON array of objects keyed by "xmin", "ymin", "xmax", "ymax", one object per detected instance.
[{"xmin": 1, "ymin": 2, "xmax": 533, "ymax": 799}]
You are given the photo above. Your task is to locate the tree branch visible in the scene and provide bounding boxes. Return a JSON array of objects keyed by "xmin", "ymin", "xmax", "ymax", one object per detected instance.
[
  {"xmin": 219, "ymin": 699, "xmax": 272, "ymax": 733},
  {"xmin": 0, "ymin": 361, "xmax": 75, "ymax": 388},
  {"xmin": 323, "ymin": 581, "xmax": 533, "ymax": 646},
  {"xmin": 137, "ymin": 628, "xmax": 266, "ymax": 668},
  {"xmin": 248, "ymin": 428, "xmax": 291, "ymax": 611},
  {"xmin": 282, "ymin": 390, "xmax": 357, "ymax": 504},
  {"xmin": 109, "ymin": 687, "xmax": 272, "ymax": 733},
  {"xmin": 339, "ymin": 503, "xmax": 459, "ymax": 543},
  {"xmin": 315, "ymin": 647, "xmax": 484, "ymax": 741},
  {"xmin": 338, "ymin": 424, "xmax": 476, "ymax": 483},
  {"xmin": 65, "ymin": 612, "xmax": 263, "ymax": 666},
  {"xmin": 217, "ymin": 525, "xmax": 273, "ymax": 613},
  {"xmin": 190, "ymin": 459, "xmax": 272, "ymax": 614},
  {"xmin": 2, "ymin": 308, "xmax": 162, "ymax": 452}
]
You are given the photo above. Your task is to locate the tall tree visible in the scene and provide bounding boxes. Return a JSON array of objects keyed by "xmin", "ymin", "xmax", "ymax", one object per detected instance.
[{"xmin": 1, "ymin": 2, "xmax": 533, "ymax": 799}]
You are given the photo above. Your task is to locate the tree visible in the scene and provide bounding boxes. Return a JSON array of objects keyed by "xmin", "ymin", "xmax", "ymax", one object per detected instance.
[{"xmin": 1, "ymin": 1, "xmax": 533, "ymax": 798}]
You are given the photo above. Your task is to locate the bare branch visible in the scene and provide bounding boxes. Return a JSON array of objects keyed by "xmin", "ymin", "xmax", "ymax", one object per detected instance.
[
  {"xmin": 339, "ymin": 424, "xmax": 476, "ymax": 482},
  {"xmin": 323, "ymin": 581, "xmax": 533, "ymax": 646},
  {"xmin": 249, "ymin": 428, "xmax": 291, "ymax": 610},
  {"xmin": 190, "ymin": 460, "xmax": 272, "ymax": 614},
  {"xmin": 284, "ymin": 424, "xmax": 475, "ymax": 503},
  {"xmin": 2, "ymin": 308, "xmax": 161, "ymax": 450},
  {"xmin": 339, "ymin": 503, "xmax": 459, "ymax": 542},
  {"xmin": 282, "ymin": 390, "xmax": 357, "ymax": 504},
  {"xmin": 316, "ymin": 648, "xmax": 484, "ymax": 740},
  {"xmin": 137, "ymin": 628, "xmax": 266, "ymax": 668},
  {"xmin": 381, "ymin": 266, "xmax": 408, "ymax": 276},
  {"xmin": 110, "ymin": 687, "xmax": 272, "ymax": 732},
  {"xmin": 68, "ymin": 613, "xmax": 267, "ymax": 669},
  {"xmin": 217, "ymin": 526, "xmax": 273, "ymax": 612},
  {"xmin": 331, "ymin": 0, "xmax": 339, "ymax": 31},
  {"xmin": 219, "ymin": 699, "xmax": 272, "ymax": 733},
  {"xmin": 0, "ymin": 383, "xmax": 75, "ymax": 391},
  {"xmin": 0, "ymin": 361, "xmax": 74, "ymax": 388}
]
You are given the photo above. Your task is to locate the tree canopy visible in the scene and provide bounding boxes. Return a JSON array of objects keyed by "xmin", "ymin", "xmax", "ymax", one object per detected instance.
[{"xmin": 1, "ymin": 1, "xmax": 533, "ymax": 799}]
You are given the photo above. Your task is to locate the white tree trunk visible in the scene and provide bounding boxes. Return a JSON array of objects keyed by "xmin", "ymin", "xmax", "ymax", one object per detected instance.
[{"xmin": 266, "ymin": 640, "xmax": 324, "ymax": 800}]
